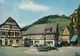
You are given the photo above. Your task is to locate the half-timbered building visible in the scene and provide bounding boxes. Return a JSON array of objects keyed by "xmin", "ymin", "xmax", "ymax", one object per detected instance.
[
  {"xmin": 23, "ymin": 24, "xmax": 59, "ymax": 47},
  {"xmin": 0, "ymin": 17, "xmax": 22, "ymax": 46},
  {"xmin": 59, "ymin": 26, "xmax": 70, "ymax": 44}
]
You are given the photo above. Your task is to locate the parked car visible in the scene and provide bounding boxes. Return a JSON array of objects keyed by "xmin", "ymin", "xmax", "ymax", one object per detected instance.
[
  {"xmin": 37, "ymin": 44, "xmax": 59, "ymax": 51},
  {"xmin": 12, "ymin": 43, "xmax": 18, "ymax": 48},
  {"xmin": 37, "ymin": 45, "xmax": 49, "ymax": 51}
]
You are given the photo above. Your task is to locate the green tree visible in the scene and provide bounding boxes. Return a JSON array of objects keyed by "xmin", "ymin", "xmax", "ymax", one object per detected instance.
[{"xmin": 69, "ymin": 20, "xmax": 75, "ymax": 39}]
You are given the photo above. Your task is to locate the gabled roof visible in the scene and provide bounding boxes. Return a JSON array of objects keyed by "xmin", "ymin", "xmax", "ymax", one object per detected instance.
[
  {"xmin": 6, "ymin": 17, "xmax": 15, "ymax": 21},
  {"xmin": 24, "ymin": 24, "xmax": 57, "ymax": 35},
  {"xmin": 0, "ymin": 24, "xmax": 3, "ymax": 28},
  {"xmin": 63, "ymin": 26, "xmax": 70, "ymax": 35},
  {"xmin": 59, "ymin": 25, "xmax": 70, "ymax": 35},
  {"xmin": 0, "ymin": 17, "xmax": 21, "ymax": 30}
]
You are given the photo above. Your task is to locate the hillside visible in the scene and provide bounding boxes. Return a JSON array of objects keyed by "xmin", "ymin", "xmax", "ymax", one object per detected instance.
[{"xmin": 21, "ymin": 15, "xmax": 70, "ymax": 35}]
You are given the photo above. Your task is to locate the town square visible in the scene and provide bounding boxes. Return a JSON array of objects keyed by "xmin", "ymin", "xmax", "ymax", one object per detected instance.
[
  {"xmin": 0, "ymin": 47, "xmax": 80, "ymax": 56},
  {"xmin": 0, "ymin": 0, "xmax": 80, "ymax": 56}
]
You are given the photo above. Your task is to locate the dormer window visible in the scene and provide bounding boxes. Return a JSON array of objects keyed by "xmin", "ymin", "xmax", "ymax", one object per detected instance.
[
  {"xmin": 46, "ymin": 27, "xmax": 52, "ymax": 33},
  {"xmin": 50, "ymin": 27, "xmax": 52, "ymax": 32}
]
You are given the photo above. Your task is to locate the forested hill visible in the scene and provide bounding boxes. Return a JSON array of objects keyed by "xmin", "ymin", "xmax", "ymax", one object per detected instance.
[{"xmin": 21, "ymin": 15, "xmax": 70, "ymax": 33}]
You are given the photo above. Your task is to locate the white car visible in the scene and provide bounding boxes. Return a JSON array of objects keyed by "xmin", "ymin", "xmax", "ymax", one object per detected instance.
[{"xmin": 12, "ymin": 43, "xmax": 18, "ymax": 47}]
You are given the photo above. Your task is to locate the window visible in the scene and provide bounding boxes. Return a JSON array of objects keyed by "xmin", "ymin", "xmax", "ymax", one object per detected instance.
[
  {"xmin": 50, "ymin": 28, "xmax": 52, "ymax": 32},
  {"xmin": 35, "ymin": 41, "xmax": 39, "ymax": 45},
  {"xmin": 7, "ymin": 20, "xmax": 14, "ymax": 23},
  {"xmin": 12, "ymin": 26, "xmax": 17, "ymax": 29},
  {"xmin": 10, "ymin": 25, "xmax": 12, "ymax": 28},
  {"xmin": 0, "ymin": 31, "xmax": 2, "ymax": 36},
  {"xmin": 8, "ymin": 32, "xmax": 14, "ymax": 36},
  {"xmin": 4, "ymin": 25, "xmax": 10, "ymax": 28},
  {"xmin": 2, "ymin": 32, "xmax": 6, "ymax": 36},
  {"xmin": 16, "ymin": 40, "xmax": 19, "ymax": 43},
  {"xmin": 15, "ymin": 32, "xmax": 19, "ymax": 36},
  {"xmin": 10, "ymin": 40, "xmax": 13, "ymax": 44},
  {"xmin": 31, "ymin": 41, "xmax": 33, "ymax": 45},
  {"xmin": 75, "ymin": 18, "xmax": 76, "ymax": 22}
]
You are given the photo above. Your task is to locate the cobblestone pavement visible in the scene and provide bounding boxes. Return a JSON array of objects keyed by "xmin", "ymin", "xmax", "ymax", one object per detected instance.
[{"xmin": 0, "ymin": 46, "xmax": 80, "ymax": 56}]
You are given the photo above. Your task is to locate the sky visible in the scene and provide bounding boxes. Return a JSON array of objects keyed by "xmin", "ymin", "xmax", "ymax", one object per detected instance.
[{"xmin": 0, "ymin": 0, "xmax": 80, "ymax": 27}]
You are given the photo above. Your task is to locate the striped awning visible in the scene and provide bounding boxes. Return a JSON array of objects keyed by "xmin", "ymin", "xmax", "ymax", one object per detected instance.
[{"xmin": 71, "ymin": 35, "xmax": 78, "ymax": 42}]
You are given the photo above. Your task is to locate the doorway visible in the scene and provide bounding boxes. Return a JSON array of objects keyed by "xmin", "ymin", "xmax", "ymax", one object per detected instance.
[
  {"xmin": 5, "ymin": 39, "xmax": 7, "ymax": 45},
  {"xmin": 0, "ymin": 40, "xmax": 2, "ymax": 45}
]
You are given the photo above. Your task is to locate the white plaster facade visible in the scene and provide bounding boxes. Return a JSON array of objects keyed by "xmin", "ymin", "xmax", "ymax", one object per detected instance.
[
  {"xmin": 23, "ymin": 34, "xmax": 56, "ymax": 47},
  {"xmin": 0, "ymin": 17, "xmax": 23, "ymax": 46},
  {"xmin": 0, "ymin": 38, "xmax": 5, "ymax": 45},
  {"xmin": 23, "ymin": 24, "xmax": 59, "ymax": 47}
]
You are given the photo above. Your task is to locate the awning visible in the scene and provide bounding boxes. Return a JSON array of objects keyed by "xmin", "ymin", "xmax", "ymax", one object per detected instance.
[{"xmin": 71, "ymin": 35, "xmax": 78, "ymax": 42}]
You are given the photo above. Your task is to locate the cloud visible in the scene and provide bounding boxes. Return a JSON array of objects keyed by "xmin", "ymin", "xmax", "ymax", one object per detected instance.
[
  {"xmin": 0, "ymin": 0, "xmax": 4, "ymax": 4},
  {"xmin": 19, "ymin": 0, "xmax": 50, "ymax": 12}
]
